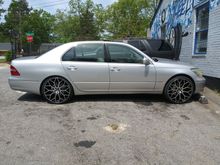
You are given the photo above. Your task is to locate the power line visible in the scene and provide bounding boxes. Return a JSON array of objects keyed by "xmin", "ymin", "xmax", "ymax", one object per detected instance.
[
  {"xmin": 34, "ymin": 2, "xmax": 69, "ymax": 8},
  {"xmin": 2, "ymin": 0, "xmax": 69, "ymax": 10},
  {"xmin": 32, "ymin": 0, "xmax": 68, "ymax": 7}
]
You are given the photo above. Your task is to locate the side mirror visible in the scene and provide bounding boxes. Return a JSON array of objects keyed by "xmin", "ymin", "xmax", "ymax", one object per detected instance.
[{"xmin": 143, "ymin": 58, "xmax": 151, "ymax": 65}]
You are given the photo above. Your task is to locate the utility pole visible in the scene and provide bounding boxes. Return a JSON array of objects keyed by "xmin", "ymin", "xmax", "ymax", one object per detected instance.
[
  {"xmin": 18, "ymin": 10, "xmax": 22, "ymax": 54},
  {"xmin": 9, "ymin": 30, "xmax": 14, "ymax": 59},
  {"xmin": 12, "ymin": 9, "xmax": 18, "ymax": 58},
  {"xmin": 9, "ymin": 29, "xmax": 18, "ymax": 60}
]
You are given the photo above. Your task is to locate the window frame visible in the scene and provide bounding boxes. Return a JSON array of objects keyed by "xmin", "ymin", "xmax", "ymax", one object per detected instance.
[
  {"xmin": 106, "ymin": 43, "xmax": 145, "ymax": 64},
  {"xmin": 61, "ymin": 43, "xmax": 107, "ymax": 62},
  {"xmin": 61, "ymin": 47, "xmax": 75, "ymax": 61},
  {"xmin": 194, "ymin": 2, "xmax": 209, "ymax": 55}
]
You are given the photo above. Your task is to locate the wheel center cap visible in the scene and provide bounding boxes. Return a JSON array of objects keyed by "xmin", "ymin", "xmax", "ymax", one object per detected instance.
[{"xmin": 55, "ymin": 90, "xmax": 60, "ymax": 94}]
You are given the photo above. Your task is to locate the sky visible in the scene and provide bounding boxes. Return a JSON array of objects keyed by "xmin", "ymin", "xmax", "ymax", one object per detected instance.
[{"xmin": 2, "ymin": 0, "xmax": 117, "ymax": 14}]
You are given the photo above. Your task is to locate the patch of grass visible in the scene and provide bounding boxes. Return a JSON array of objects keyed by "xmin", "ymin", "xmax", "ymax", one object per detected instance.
[
  {"xmin": 214, "ymin": 89, "xmax": 220, "ymax": 96},
  {"xmin": 5, "ymin": 51, "xmax": 12, "ymax": 62},
  {"xmin": 0, "ymin": 58, "xmax": 6, "ymax": 63}
]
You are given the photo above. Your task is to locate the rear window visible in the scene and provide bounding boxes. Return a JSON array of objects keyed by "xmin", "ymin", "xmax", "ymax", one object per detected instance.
[
  {"xmin": 62, "ymin": 43, "xmax": 105, "ymax": 62},
  {"xmin": 147, "ymin": 40, "xmax": 172, "ymax": 51}
]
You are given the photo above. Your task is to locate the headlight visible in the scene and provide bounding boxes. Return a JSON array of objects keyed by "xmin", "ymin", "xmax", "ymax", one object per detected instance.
[{"xmin": 191, "ymin": 68, "xmax": 203, "ymax": 78}]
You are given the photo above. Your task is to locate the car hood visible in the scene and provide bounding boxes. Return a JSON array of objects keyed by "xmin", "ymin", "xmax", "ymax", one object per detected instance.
[{"xmin": 153, "ymin": 58, "xmax": 194, "ymax": 68}]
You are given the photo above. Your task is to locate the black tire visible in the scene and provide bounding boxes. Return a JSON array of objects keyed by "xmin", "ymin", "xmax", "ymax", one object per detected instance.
[
  {"xmin": 41, "ymin": 76, "xmax": 73, "ymax": 104},
  {"xmin": 173, "ymin": 24, "xmax": 182, "ymax": 60},
  {"xmin": 169, "ymin": 23, "xmax": 182, "ymax": 60},
  {"xmin": 164, "ymin": 76, "xmax": 194, "ymax": 104}
]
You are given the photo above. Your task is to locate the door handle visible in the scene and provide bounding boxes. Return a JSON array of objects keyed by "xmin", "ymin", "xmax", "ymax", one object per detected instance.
[
  {"xmin": 110, "ymin": 67, "xmax": 121, "ymax": 72},
  {"xmin": 67, "ymin": 66, "xmax": 78, "ymax": 71}
]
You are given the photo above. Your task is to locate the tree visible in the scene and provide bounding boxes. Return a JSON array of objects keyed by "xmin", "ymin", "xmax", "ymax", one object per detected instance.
[
  {"xmin": 94, "ymin": 4, "xmax": 106, "ymax": 39},
  {"xmin": 53, "ymin": 10, "xmax": 80, "ymax": 42},
  {"xmin": 0, "ymin": 0, "xmax": 4, "ymax": 20},
  {"xmin": 53, "ymin": 0, "xmax": 104, "ymax": 42},
  {"xmin": 4, "ymin": 0, "xmax": 31, "ymax": 51},
  {"xmin": 5, "ymin": 0, "xmax": 30, "ymax": 26},
  {"xmin": 2, "ymin": 0, "xmax": 55, "ymax": 53},
  {"xmin": 147, "ymin": 0, "xmax": 160, "ymax": 18},
  {"xmin": 69, "ymin": 0, "xmax": 99, "ymax": 40},
  {"xmin": 0, "ymin": 0, "xmax": 6, "ymax": 41},
  {"xmin": 22, "ymin": 9, "xmax": 55, "ymax": 51},
  {"xmin": 0, "ymin": 0, "xmax": 160, "ymax": 44},
  {"xmin": 105, "ymin": 0, "xmax": 153, "ymax": 39},
  {"xmin": 0, "ymin": 23, "xmax": 9, "ymax": 42}
]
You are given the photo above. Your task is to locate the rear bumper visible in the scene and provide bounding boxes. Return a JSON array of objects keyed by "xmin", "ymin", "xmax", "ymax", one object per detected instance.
[
  {"xmin": 194, "ymin": 78, "xmax": 206, "ymax": 94},
  {"xmin": 8, "ymin": 77, "xmax": 41, "ymax": 95}
]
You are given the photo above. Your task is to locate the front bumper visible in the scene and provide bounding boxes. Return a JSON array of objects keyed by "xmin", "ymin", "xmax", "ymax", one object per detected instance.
[{"xmin": 194, "ymin": 78, "xmax": 206, "ymax": 94}]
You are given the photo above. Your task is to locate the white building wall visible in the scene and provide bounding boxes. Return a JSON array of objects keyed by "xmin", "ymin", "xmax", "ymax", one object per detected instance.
[
  {"xmin": 151, "ymin": 0, "xmax": 220, "ymax": 78},
  {"xmin": 195, "ymin": 5, "xmax": 220, "ymax": 78}
]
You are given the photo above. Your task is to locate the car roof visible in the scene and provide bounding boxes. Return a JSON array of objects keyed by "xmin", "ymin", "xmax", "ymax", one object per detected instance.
[
  {"xmin": 59, "ymin": 41, "xmax": 133, "ymax": 48},
  {"xmin": 64, "ymin": 40, "xmax": 129, "ymax": 44},
  {"xmin": 39, "ymin": 41, "xmax": 145, "ymax": 60}
]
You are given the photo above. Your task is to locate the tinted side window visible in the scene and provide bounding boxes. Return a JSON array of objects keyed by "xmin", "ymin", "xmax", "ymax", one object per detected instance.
[
  {"xmin": 75, "ymin": 43, "xmax": 105, "ymax": 62},
  {"xmin": 128, "ymin": 40, "xmax": 147, "ymax": 51},
  {"xmin": 62, "ymin": 48, "xmax": 75, "ymax": 61},
  {"xmin": 159, "ymin": 41, "xmax": 172, "ymax": 51},
  {"xmin": 128, "ymin": 40, "xmax": 140, "ymax": 49},
  {"xmin": 148, "ymin": 40, "xmax": 172, "ymax": 51},
  {"xmin": 139, "ymin": 41, "xmax": 147, "ymax": 51},
  {"xmin": 108, "ymin": 44, "xmax": 143, "ymax": 63}
]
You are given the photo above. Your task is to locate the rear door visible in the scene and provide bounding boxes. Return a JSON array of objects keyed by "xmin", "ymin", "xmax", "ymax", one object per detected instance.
[
  {"xmin": 106, "ymin": 43, "xmax": 156, "ymax": 92},
  {"xmin": 62, "ymin": 43, "xmax": 109, "ymax": 92}
]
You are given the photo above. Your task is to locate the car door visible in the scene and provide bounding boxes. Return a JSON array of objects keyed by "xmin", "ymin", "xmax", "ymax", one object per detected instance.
[
  {"xmin": 61, "ymin": 43, "xmax": 109, "ymax": 92},
  {"xmin": 107, "ymin": 43, "xmax": 156, "ymax": 92}
]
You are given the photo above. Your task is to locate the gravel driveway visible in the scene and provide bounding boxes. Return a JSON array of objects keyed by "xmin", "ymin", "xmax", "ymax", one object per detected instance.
[{"xmin": 0, "ymin": 66, "xmax": 220, "ymax": 165}]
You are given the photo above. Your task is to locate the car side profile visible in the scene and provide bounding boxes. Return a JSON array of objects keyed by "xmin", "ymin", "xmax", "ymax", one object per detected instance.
[{"xmin": 8, "ymin": 41, "xmax": 205, "ymax": 104}]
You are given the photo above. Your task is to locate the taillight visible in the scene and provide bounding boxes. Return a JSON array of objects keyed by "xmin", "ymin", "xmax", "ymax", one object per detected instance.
[{"xmin": 10, "ymin": 65, "xmax": 20, "ymax": 76}]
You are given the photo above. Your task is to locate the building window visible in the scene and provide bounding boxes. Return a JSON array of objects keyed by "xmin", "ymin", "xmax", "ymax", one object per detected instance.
[{"xmin": 194, "ymin": 3, "xmax": 209, "ymax": 54}]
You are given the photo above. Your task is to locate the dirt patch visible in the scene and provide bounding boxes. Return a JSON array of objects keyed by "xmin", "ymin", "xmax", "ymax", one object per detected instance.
[
  {"xmin": 87, "ymin": 115, "xmax": 100, "ymax": 120},
  {"xmin": 74, "ymin": 141, "xmax": 96, "ymax": 148},
  {"xmin": 104, "ymin": 123, "xmax": 128, "ymax": 133},
  {"xmin": 180, "ymin": 115, "xmax": 190, "ymax": 120},
  {"xmin": 87, "ymin": 117, "xmax": 97, "ymax": 120},
  {"xmin": 135, "ymin": 102, "xmax": 153, "ymax": 108}
]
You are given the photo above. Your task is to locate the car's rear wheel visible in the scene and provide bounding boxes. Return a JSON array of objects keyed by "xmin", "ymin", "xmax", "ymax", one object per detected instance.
[
  {"xmin": 164, "ymin": 76, "xmax": 194, "ymax": 104},
  {"xmin": 41, "ymin": 76, "xmax": 73, "ymax": 104}
]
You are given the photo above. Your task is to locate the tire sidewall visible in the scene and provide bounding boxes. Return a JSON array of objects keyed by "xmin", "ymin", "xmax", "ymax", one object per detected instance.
[
  {"xmin": 41, "ymin": 76, "xmax": 74, "ymax": 104},
  {"xmin": 164, "ymin": 76, "xmax": 194, "ymax": 104}
]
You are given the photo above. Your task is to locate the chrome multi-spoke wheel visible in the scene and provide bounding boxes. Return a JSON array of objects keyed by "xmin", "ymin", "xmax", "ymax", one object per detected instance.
[
  {"xmin": 41, "ymin": 77, "xmax": 73, "ymax": 104},
  {"xmin": 164, "ymin": 76, "xmax": 194, "ymax": 104}
]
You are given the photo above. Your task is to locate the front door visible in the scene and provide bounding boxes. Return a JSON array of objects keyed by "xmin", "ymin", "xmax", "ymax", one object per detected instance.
[
  {"xmin": 107, "ymin": 43, "xmax": 156, "ymax": 92},
  {"xmin": 62, "ymin": 43, "xmax": 109, "ymax": 92}
]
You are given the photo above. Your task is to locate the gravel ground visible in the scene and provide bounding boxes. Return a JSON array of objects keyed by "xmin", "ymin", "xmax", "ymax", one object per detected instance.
[{"xmin": 0, "ymin": 66, "xmax": 220, "ymax": 165}]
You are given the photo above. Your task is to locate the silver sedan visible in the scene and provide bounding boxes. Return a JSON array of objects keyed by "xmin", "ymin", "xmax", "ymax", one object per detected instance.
[{"xmin": 8, "ymin": 41, "xmax": 205, "ymax": 104}]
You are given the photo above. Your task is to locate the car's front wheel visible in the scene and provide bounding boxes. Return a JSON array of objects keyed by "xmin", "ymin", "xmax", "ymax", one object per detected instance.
[
  {"xmin": 41, "ymin": 76, "xmax": 73, "ymax": 104},
  {"xmin": 164, "ymin": 76, "xmax": 194, "ymax": 104}
]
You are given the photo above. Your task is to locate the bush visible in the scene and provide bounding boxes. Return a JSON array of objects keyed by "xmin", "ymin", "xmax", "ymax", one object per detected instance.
[{"xmin": 5, "ymin": 51, "xmax": 12, "ymax": 62}]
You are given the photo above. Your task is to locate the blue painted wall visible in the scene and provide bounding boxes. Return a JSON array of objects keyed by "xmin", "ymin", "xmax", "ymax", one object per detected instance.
[
  {"xmin": 151, "ymin": 0, "xmax": 220, "ymax": 39},
  {"xmin": 210, "ymin": 0, "xmax": 220, "ymax": 9}
]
